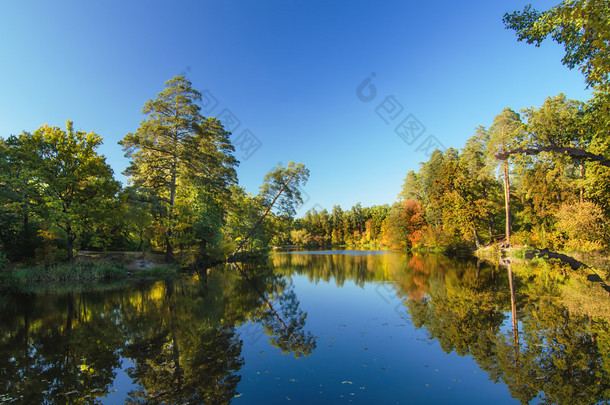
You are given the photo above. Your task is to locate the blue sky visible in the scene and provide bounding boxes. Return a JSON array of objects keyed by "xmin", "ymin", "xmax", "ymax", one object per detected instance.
[{"xmin": 0, "ymin": 0, "xmax": 592, "ymax": 216}]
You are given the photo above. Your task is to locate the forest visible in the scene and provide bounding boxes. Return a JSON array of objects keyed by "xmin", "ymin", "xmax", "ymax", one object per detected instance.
[
  {"xmin": 0, "ymin": 75, "xmax": 309, "ymax": 272},
  {"xmin": 1, "ymin": 0, "xmax": 609, "ymax": 275},
  {"xmin": 294, "ymin": 92, "xmax": 609, "ymax": 254},
  {"xmin": 290, "ymin": 1, "xmax": 610, "ymax": 255}
]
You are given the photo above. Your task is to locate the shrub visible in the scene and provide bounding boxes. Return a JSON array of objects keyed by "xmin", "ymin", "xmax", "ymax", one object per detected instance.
[
  {"xmin": 555, "ymin": 201, "xmax": 607, "ymax": 252},
  {"xmin": 0, "ymin": 251, "xmax": 8, "ymax": 271}
]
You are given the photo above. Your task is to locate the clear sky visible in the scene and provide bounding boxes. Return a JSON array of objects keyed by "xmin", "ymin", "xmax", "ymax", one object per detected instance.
[{"xmin": 0, "ymin": 0, "xmax": 592, "ymax": 216}]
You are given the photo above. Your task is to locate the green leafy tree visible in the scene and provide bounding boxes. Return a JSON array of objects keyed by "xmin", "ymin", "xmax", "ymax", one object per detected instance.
[
  {"xmin": 224, "ymin": 186, "xmax": 267, "ymax": 254},
  {"xmin": 399, "ymin": 170, "xmax": 423, "ymax": 201},
  {"xmin": 10, "ymin": 121, "xmax": 119, "ymax": 262},
  {"xmin": 0, "ymin": 136, "xmax": 41, "ymax": 259},
  {"xmin": 504, "ymin": 1, "xmax": 610, "ymax": 164},
  {"xmin": 290, "ymin": 229, "xmax": 311, "ymax": 247},
  {"xmin": 259, "ymin": 161, "xmax": 310, "ymax": 218},
  {"xmin": 231, "ymin": 162, "xmax": 309, "ymax": 256},
  {"xmin": 504, "ymin": 1, "xmax": 610, "ymax": 93},
  {"xmin": 120, "ymin": 76, "xmax": 237, "ymax": 262},
  {"xmin": 462, "ymin": 126, "xmax": 503, "ymax": 242}
]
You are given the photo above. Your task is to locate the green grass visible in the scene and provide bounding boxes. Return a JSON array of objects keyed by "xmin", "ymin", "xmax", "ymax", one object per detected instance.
[
  {"xmin": 411, "ymin": 246, "xmax": 446, "ymax": 254},
  {"xmin": 2, "ymin": 261, "xmax": 127, "ymax": 283}
]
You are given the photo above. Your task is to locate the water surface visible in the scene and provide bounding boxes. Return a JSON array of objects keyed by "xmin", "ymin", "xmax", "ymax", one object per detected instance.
[{"xmin": 1, "ymin": 251, "xmax": 609, "ymax": 404}]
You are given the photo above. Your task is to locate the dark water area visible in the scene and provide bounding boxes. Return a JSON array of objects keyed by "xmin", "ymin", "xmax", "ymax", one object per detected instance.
[{"xmin": 1, "ymin": 251, "xmax": 609, "ymax": 404}]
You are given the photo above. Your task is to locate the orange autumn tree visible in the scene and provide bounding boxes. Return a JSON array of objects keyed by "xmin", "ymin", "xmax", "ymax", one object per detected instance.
[{"xmin": 382, "ymin": 199, "xmax": 426, "ymax": 250}]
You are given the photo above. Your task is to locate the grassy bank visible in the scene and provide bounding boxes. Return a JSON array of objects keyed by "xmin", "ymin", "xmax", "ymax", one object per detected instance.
[{"xmin": 1, "ymin": 262, "xmax": 127, "ymax": 283}]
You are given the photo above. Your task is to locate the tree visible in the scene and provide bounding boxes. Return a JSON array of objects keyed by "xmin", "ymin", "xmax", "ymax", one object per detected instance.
[
  {"xmin": 384, "ymin": 199, "xmax": 426, "ymax": 250},
  {"xmin": 224, "ymin": 186, "xmax": 268, "ymax": 254},
  {"xmin": 0, "ymin": 136, "xmax": 41, "ymax": 259},
  {"xmin": 11, "ymin": 121, "xmax": 118, "ymax": 262},
  {"xmin": 504, "ymin": 1, "xmax": 610, "ymax": 93},
  {"xmin": 120, "ymin": 76, "xmax": 237, "ymax": 262},
  {"xmin": 231, "ymin": 162, "xmax": 309, "ymax": 256},
  {"xmin": 555, "ymin": 200, "xmax": 607, "ymax": 251},
  {"xmin": 290, "ymin": 229, "xmax": 311, "ymax": 247},
  {"xmin": 399, "ymin": 170, "xmax": 423, "ymax": 201},
  {"xmin": 462, "ymin": 126, "xmax": 502, "ymax": 242},
  {"xmin": 504, "ymin": 1, "xmax": 610, "ymax": 165},
  {"xmin": 488, "ymin": 108, "xmax": 523, "ymax": 245},
  {"xmin": 513, "ymin": 95, "xmax": 586, "ymax": 239},
  {"xmin": 259, "ymin": 161, "xmax": 310, "ymax": 218}
]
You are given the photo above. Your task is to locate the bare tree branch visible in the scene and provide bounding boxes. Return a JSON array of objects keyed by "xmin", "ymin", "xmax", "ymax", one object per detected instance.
[{"xmin": 496, "ymin": 145, "xmax": 610, "ymax": 167}]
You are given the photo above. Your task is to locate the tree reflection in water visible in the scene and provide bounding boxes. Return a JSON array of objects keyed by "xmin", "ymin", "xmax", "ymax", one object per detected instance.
[
  {"xmin": 277, "ymin": 252, "xmax": 610, "ymax": 405},
  {"xmin": 0, "ymin": 262, "xmax": 316, "ymax": 404},
  {"xmin": 1, "ymin": 252, "xmax": 610, "ymax": 404}
]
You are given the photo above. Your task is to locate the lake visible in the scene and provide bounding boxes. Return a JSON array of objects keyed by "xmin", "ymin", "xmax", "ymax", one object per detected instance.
[{"xmin": 1, "ymin": 251, "xmax": 609, "ymax": 404}]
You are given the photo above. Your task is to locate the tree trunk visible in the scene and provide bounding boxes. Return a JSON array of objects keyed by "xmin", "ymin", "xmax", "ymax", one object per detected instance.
[
  {"xmin": 166, "ymin": 163, "xmax": 177, "ymax": 263},
  {"xmin": 22, "ymin": 205, "xmax": 32, "ymax": 256},
  {"xmin": 502, "ymin": 160, "xmax": 511, "ymax": 246},
  {"xmin": 66, "ymin": 224, "xmax": 74, "ymax": 262},
  {"xmin": 482, "ymin": 188, "xmax": 494, "ymax": 243},
  {"xmin": 579, "ymin": 162, "xmax": 584, "ymax": 203},
  {"xmin": 473, "ymin": 229, "xmax": 481, "ymax": 249},
  {"xmin": 232, "ymin": 171, "xmax": 297, "ymax": 256}
]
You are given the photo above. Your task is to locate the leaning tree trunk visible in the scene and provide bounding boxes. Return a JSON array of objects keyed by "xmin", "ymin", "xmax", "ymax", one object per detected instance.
[
  {"xmin": 473, "ymin": 229, "xmax": 481, "ymax": 249},
  {"xmin": 232, "ymin": 171, "xmax": 297, "ymax": 257}
]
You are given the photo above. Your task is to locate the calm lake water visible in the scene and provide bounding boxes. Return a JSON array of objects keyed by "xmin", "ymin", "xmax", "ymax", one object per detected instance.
[{"xmin": 1, "ymin": 251, "xmax": 609, "ymax": 404}]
